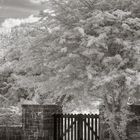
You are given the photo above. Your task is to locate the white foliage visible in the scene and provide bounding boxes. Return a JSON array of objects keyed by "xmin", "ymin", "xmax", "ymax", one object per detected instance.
[
  {"xmin": 1, "ymin": 15, "xmax": 40, "ymax": 29},
  {"xmin": 113, "ymin": 10, "xmax": 131, "ymax": 20},
  {"xmin": 136, "ymin": 72, "xmax": 140, "ymax": 85},
  {"xmin": 30, "ymin": 0, "xmax": 47, "ymax": 4},
  {"xmin": 87, "ymin": 36, "xmax": 97, "ymax": 47},
  {"xmin": 122, "ymin": 23, "xmax": 131, "ymax": 30},
  {"xmin": 104, "ymin": 11, "xmax": 117, "ymax": 21},
  {"xmin": 86, "ymin": 65, "xmax": 97, "ymax": 80},
  {"xmin": 125, "ymin": 69, "xmax": 137, "ymax": 75},
  {"xmin": 60, "ymin": 47, "xmax": 67, "ymax": 53},
  {"xmin": 87, "ymin": 33, "xmax": 107, "ymax": 48},
  {"xmin": 74, "ymin": 27, "xmax": 85, "ymax": 36}
]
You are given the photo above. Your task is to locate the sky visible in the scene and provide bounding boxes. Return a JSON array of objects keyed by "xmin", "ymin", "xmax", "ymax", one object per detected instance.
[{"xmin": 0, "ymin": 0, "xmax": 46, "ymax": 23}]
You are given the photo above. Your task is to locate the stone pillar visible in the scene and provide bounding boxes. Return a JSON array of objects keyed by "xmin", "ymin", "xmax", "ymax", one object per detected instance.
[
  {"xmin": 22, "ymin": 105, "xmax": 62, "ymax": 140},
  {"xmin": 127, "ymin": 105, "xmax": 140, "ymax": 140}
]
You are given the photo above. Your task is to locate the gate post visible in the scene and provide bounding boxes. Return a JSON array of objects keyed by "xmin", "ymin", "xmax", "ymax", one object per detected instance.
[
  {"xmin": 78, "ymin": 114, "xmax": 83, "ymax": 140},
  {"xmin": 22, "ymin": 105, "xmax": 62, "ymax": 140}
]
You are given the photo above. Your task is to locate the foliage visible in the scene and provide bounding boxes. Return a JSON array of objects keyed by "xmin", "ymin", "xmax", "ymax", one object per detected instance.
[
  {"xmin": 0, "ymin": 0, "xmax": 140, "ymax": 139},
  {"xmin": 0, "ymin": 107, "xmax": 21, "ymax": 125}
]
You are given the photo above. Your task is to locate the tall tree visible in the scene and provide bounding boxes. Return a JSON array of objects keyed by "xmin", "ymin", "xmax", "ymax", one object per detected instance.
[{"xmin": 0, "ymin": 0, "xmax": 140, "ymax": 139}]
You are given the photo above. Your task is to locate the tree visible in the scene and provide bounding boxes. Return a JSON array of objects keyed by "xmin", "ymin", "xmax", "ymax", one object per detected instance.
[
  {"xmin": 0, "ymin": 0, "xmax": 140, "ymax": 139},
  {"xmin": 39, "ymin": 0, "xmax": 140, "ymax": 139}
]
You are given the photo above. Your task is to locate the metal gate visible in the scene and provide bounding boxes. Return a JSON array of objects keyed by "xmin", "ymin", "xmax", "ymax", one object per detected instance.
[{"xmin": 54, "ymin": 114, "xmax": 100, "ymax": 140}]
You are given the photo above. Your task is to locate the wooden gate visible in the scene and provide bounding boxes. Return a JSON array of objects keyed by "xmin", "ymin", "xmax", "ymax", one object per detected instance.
[{"xmin": 54, "ymin": 114, "xmax": 100, "ymax": 140}]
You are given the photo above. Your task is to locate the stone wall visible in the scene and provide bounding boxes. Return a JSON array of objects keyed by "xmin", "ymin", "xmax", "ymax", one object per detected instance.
[
  {"xmin": 22, "ymin": 104, "xmax": 62, "ymax": 140},
  {"xmin": 0, "ymin": 126, "xmax": 22, "ymax": 140},
  {"xmin": 127, "ymin": 105, "xmax": 140, "ymax": 140},
  {"xmin": 0, "ymin": 105, "xmax": 62, "ymax": 140}
]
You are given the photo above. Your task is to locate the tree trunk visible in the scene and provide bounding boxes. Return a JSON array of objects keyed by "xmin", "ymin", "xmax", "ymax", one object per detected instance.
[
  {"xmin": 104, "ymin": 94, "xmax": 121, "ymax": 140},
  {"xmin": 109, "ymin": 121, "xmax": 121, "ymax": 140}
]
